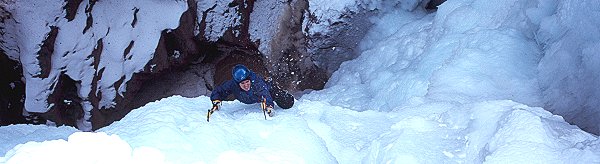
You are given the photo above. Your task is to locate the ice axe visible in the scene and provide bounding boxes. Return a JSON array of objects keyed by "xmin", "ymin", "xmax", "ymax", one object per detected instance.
[{"xmin": 207, "ymin": 100, "xmax": 220, "ymax": 122}]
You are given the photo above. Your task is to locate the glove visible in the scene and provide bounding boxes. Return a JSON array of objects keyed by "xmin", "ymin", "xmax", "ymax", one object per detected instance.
[
  {"xmin": 211, "ymin": 100, "xmax": 221, "ymax": 110},
  {"xmin": 266, "ymin": 106, "xmax": 274, "ymax": 117}
]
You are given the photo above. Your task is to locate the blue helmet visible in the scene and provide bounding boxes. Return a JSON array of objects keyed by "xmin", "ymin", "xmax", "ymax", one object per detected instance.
[{"xmin": 232, "ymin": 64, "xmax": 250, "ymax": 83}]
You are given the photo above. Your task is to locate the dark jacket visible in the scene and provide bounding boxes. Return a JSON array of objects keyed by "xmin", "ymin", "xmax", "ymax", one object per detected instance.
[{"xmin": 210, "ymin": 71, "xmax": 274, "ymax": 107}]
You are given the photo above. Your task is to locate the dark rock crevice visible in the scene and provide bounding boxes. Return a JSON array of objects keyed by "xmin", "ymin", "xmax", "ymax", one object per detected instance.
[
  {"xmin": 91, "ymin": 75, "xmax": 129, "ymax": 130},
  {"xmin": 0, "ymin": 50, "xmax": 27, "ymax": 126},
  {"xmin": 36, "ymin": 26, "xmax": 59, "ymax": 78},
  {"xmin": 64, "ymin": 0, "xmax": 83, "ymax": 21},
  {"xmin": 88, "ymin": 39, "xmax": 103, "ymax": 129},
  {"xmin": 123, "ymin": 40, "xmax": 134, "ymax": 60},
  {"xmin": 131, "ymin": 7, "xmax": 139, "ymax": 28},
  {"xmin": 42, "ymin": 74, "xmax": 84, "ymax": 127},
  {"xmin": 426, "ymin": 0, "xmax": 446, "ymax": 10},
  {"xmin": 83, "ymin": 0, "xmax": 97, "ymax": 34}
]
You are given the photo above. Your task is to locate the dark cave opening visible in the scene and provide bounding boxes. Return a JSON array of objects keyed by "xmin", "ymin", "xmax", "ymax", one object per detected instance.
[{"xmin": 127, "ymin": 40, "xmax": 269, "ymax": 111}]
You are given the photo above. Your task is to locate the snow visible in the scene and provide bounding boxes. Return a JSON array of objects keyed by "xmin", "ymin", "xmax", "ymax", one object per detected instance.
[
  {"xmin": 2, "ymin": 97, "xmax": 598, "ymax": 163},
  {"xmin": 2, "ymin": 0, "xmax": 600, "ymax": 163},
  {"xmin": 1, "ymin": 131, "xmax": 166, "ymax": 164}
]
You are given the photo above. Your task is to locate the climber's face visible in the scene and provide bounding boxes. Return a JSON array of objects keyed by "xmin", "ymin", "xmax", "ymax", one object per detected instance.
[{"xmin": 239, "ymin": 79, "xmax": 251, "ymax": 91}]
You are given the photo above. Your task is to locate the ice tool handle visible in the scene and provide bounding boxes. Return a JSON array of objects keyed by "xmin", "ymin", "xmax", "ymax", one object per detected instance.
[{"xmin": 261, "ymin": 97, "xmax": 268, "ymax": 120}]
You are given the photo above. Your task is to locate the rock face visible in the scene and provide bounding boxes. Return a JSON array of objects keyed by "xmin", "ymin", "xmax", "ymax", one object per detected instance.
[{"xmin": 0, "ymin": 0, "xmax": 379, "ymax": 130}]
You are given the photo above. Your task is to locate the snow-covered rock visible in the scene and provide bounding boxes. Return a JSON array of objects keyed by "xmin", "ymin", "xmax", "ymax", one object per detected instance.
[{"xmin": 0, "ymin": 0, "xmax": 189, "ymax": 131}]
